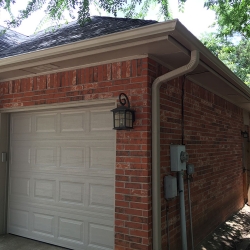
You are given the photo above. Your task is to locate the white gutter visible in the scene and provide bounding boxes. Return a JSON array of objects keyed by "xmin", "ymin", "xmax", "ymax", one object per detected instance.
[{"xmin": 152, "ymin": 50, "xmax": 199, "ymax": 250}]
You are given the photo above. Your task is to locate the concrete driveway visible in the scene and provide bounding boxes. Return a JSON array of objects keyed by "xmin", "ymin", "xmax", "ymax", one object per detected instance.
[{"xmin": 0, "ymin": 234, "xmax": 69, "ymax": 250}]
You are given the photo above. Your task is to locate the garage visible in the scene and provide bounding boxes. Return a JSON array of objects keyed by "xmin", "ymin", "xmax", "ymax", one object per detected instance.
[{"xmin": 7, "ymin": 105, "xmax": 115, "ymax": 250}]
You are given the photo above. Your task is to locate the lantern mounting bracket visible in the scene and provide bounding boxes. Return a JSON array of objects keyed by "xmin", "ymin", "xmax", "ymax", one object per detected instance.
[{"xmin": 119, "ymin": 93, "xmax": 130, "ymax": 108}]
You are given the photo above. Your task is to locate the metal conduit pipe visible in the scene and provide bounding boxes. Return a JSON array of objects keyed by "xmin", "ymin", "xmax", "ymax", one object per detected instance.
[
  {"xmin": 152, "ymin": 50, "xmax": 200, "ymax": 250},
  {"xmin": 187, "ymin": 174, "xmax": 194, "ymax": 250},
  {"xmin": 178, "ymin": 171, "xmax": 187, "ymax": 250}
]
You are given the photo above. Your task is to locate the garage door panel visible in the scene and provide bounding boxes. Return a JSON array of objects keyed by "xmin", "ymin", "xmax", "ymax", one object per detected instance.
[
  {"xmin": 60, "ymin": 111, "xmax": 86, "ymax": 132},
  {"xmin": 90, "ymin": 110, "xmax": 113, "ymax": 132},
  {"xmin": 11, "ymin": 133, "xmax": 115, "ymax": 141},
  {"xmin": 11, "ymin": 146, "xmax": 31, "ymax": 166},
  {"xmin": 35, "ymin": 147, "xmax": 57, "ymax": 167},
  {"xmin": 8, "ymin": 107, "xmax": 115, "ymax": 249},
  {"xmin": 59, "ymin": 181, "xmax": 84, "ymax": 205},
  {"xmin": 88, "ymin": 223, "xmax": 113, "ymax": 250},
  {"xmin": 9, "ymin": 202, "xmax": 114, "ymax": 223},
  {"xmin": 90, "ymin": 146, "xmax": 115, "ymax": 170},
  {"xmin": 32, "ymin": 212, "xmax": 55, "ymax": 237},
  {"xmin": 10, "ymin": 146, "xmax": 114, "ymax": 176},
  {"xmin": 11, "ymin": 109, "xmax": 114, "ymax": 141},
  {"xmin": 58, "ymin": 217, "xmax": 84, "ymax": 244},
  {"xmin": 89, "ymin": 184, "xmax": 114, "ymax": 210},
  {"xmin": 9, "ymin": 173, "xmax": 114, "ymax": 211},
  {"xmin": 35, "ymin": 113, "xmax": 58, "ymax": 133},
  {"xmin": 11, "ymin": 114, "xmax": 32, "ymax": 134},
  {"xmin": 10, "ymin": 176, "xmax": 30, "ymax": 198},
  {"xmin": 60, "ymin": 147, "xmax": 86, "ymax": 168},
  {"xmin": 8, "ymin": 208, "xmax": 29, "ymax": 231},
  {"xmin": 9, "ymin": 203, "xmax": 114, "ymax": 249},
  {"xmin": 34, "ymin": 179, "xmax": 56, "ymax": 201}
]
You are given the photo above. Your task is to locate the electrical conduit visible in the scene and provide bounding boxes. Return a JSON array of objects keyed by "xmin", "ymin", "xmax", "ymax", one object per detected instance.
[
  {"xmin": 178, "ymin": 170, "xmax": 187, "ymax": 250},
  {"xmin": 152, "ymin": 50, "xmax": 199, "ymax": 250}
]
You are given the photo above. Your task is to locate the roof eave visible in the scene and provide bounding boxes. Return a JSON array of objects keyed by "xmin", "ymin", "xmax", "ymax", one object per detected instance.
[
  {"xmin": 0, "ymin": 19, "xmax": 178, "ymax": 68},
  {"xmin": 1, "ymin": 18, "xmax": 250, "ymax": 111},
  {"xmin": 173, "ymin": 20, "xmax": 250, "ymax": 98}
]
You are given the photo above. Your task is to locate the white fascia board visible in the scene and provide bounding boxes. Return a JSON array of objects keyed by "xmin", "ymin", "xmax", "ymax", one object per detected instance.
[{"xmin": 0, "ymin": 20, "xmax": 177, "ymax": 68}]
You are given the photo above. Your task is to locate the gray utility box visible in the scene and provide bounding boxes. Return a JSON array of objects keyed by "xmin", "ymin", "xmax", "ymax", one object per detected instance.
[
  {"xmin": 187, "ymin": 164, "xmax": 194, "ymax": 175},
  {"xmin": 170, "ymin": 145, "xmax": 187, "ymax": 171},
  {"xmin": 164, "ymin": 175, "xmax": 177, "ymax": 200}
]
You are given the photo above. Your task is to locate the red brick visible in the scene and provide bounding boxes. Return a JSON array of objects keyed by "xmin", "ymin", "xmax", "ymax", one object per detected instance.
[
  {"xmin": 125, "ymin": 221, "xmax": 142, "ymax": 230},
  {"xmin": 130, "ymin": 229, "xmax": 149, "ymax": 238},
  {"xmin": 131, "ymin": 60, "xmax": 137, "ymax": 77},
  {"xmin": 125, "ymin": 235, "xmax": 142, "ymax": 243},
  {"xmin": 115, "ymin": 239, "xmax": 129, "ymax": 248},
  {"xmin": 116, "ymin": 188, "xmax": 131, "ymax": 195},
  {"xmin": 115, "ymin": 246, "xmax": 126, "ymax": 250},
  {"xmin": 137, "ymin": 59, "xmax": 143, "ymax": 76},
  {"xmin": 125, "ymin": 183, "xmax": 142, "ymax": 189},
  {"xmin": 130, "ymin": 202, "xmax": 150, "ymax": 210},
  {"xmin": 124, "ymin": 208, "xmax": 143, "ymax": 216},
  {"xmin": 130, "ymin": 242, "xmax": 151, "ymax": 250},
  {"xmin": 116, "ymin": 201, "xmax": 129, "ymax": 208}
]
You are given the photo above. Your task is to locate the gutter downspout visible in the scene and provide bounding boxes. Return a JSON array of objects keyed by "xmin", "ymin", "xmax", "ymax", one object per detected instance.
[{"xmin": 152, "ymin": 50, "xmax": 200, "ymax": 250}]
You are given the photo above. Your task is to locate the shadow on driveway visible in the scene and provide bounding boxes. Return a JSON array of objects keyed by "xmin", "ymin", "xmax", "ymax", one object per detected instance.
[{"xmin": 195, "ymin": 205, "xmax": 250, "ymax": 250}]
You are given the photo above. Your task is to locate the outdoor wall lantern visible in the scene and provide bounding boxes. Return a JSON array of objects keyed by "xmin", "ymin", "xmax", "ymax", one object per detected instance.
[
  {"xmin": 241, "ymin": 130, "xmax": 249, "ymax": 139},
  {"xmin": 111, "ymin": 93, "xmax": 135, "ymax": 130}
]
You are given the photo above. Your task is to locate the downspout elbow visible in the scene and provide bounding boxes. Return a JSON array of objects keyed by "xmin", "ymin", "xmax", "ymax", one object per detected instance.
[
  {"xmin": 152, "ymin": 50, "xmax": 199, "ymax": 250},
  {"xmin": 153, "ymin": 50, "xmax": 200, "ymax": 89}
]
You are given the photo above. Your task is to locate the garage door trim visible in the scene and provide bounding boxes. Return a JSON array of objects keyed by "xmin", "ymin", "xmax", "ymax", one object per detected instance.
[{"xmin": 0, "ymin": 98, "xmax": 116, "ymax": 113}]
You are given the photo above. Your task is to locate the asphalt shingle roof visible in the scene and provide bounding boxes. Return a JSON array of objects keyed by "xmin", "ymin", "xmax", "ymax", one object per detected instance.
[
  {"xmin": 0, "ymin": 26, "xmax": 28, "ymax": 53},
  {"xmin": 0, "ymin": 16, "xmax": 158, "ymax": 59}
]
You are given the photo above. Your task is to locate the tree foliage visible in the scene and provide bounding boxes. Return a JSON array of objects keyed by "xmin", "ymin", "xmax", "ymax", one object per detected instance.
[
  {"xmin": 201, "ymin": 32, "xmax": 250, "ymax": 85},
  {"xmin": 205, "ymin": 0, "xmax": 250, "ymax": 38},
  {"xmin": 0, "ymin": 0, "xmax": 186, "ymax": 28},
  {"xmin": 203, "ymin": 1, "xmax": 250, "ymax": 85},
  {"xmin": 1, "ymin": 0, "xmax": 250, "ymax": 39}
]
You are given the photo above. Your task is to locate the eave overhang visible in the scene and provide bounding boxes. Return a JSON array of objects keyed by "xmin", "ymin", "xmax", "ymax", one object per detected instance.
[{"xmin": 1, "ymin": 19, "xmax": 250, "ymax": 112}]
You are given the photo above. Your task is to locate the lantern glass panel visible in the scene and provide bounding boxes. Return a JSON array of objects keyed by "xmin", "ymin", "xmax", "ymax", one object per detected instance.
[
  {"xmin": 126, "ymin": 111, "xmax": 132, "ymax": 128},
  {"xmin": 114, "ymin": 112, "xmax": 120, "ymax": 128},
  {"xmin": 119, "ymin": 111, "xmax": 125, "ymax": 127}
]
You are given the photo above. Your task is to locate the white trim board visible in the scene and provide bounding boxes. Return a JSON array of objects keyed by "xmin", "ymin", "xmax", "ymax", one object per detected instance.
[{"xmin": 0, "ymin": 99, "xmax": 117, "ymax": 114}]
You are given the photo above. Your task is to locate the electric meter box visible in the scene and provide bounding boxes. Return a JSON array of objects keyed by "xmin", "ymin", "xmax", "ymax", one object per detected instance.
[
  {"xmin": 164, "ymin": 175, "xmax": 177, "ymax": 200},
  {"xmin": 170, "ymin": 145, "xmax": 187, "ymax": 171}
]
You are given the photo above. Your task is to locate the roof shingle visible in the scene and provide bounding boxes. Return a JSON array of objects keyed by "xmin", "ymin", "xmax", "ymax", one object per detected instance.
[
  {"xmin": 0, "ymin": 16, "xmax": 158, "ymax": 59},
  {"xmin": 0, "ymin": 26, "xmax": 28, "ymax": 53}
]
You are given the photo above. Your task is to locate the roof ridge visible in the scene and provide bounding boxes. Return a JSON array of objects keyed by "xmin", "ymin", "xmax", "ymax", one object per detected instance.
[{"xmin": 0, "ymin": 25, "xmax": 28, "ymax": 38}]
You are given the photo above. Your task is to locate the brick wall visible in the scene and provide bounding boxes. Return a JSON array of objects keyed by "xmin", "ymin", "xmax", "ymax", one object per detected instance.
[
  {"xmin": 158, "ymin": 72, "xmax": 245, "ymax": 249},
  {"xmin": 0, "ymin": 56, "xmax": 247, "ymax": 250},
  {"xmin": 0, "ymin": 58, "xmax": 153, "ymax": 250}
]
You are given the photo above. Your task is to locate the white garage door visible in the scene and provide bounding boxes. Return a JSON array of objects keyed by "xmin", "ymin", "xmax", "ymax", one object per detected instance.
[{"xmin": 7, "ymin": 106, "xmax": 115, "ymax": 250}]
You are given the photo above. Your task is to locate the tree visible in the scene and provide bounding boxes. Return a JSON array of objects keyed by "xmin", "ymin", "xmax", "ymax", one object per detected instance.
[
  {"xmin": 0, "ymin": 0, "xmax": 186, "ymax": 28},
  {"xmin": 201, "ymin": 32, "xmax": 250, "ymax": 85},
  {"xmin": 205, "ymin": 0, "xmax": 250, "ymax": 38},
  {"xmin": 201, "ymin": 1, "xmax": 250, "ymax": 86}
]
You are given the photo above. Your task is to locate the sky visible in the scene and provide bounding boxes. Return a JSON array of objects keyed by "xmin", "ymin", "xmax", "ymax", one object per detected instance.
[{"xmin": 0, "ymin": 0, "xmax": 216, "ymax": 38}]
